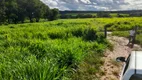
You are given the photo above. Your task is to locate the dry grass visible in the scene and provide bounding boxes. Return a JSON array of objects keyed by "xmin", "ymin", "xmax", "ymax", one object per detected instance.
[
  {"xmin": 112, "ymin": 69, "xmax": 120, "ymax": 76},
  {"xmin": 110, "ymin": 59, "xmax": 121, "ymax": 67}
]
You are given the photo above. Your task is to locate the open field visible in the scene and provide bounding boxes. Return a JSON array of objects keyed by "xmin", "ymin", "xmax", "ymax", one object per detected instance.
[
  {"xmin": 0, "ymin": 17, "xmax": 142, "ymax": 80},
  {"xmin": 93, "ymin": 17, "xmax": 142, "ymax": 46},
  {"xmin": 0, "ymin": 19, "xmax": 110, "ymax": 80}
]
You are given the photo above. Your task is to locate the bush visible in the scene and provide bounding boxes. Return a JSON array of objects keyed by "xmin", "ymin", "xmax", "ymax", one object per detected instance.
[
  {"xmin": 83, "ymin": 28, "xmax": 97, "ymax": 41},
  {"xmin": 136, "ymin": 34, "xmax": 142, "ymax": 46},
  {"xmin": 71, "ymin": 27, "xmax": 85, "ymax": 37}
]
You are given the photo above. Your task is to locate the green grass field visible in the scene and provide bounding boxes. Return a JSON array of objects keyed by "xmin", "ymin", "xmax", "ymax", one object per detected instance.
[
  {"xmin": 0, "ymin": 17, "xmax": 142, "ymax": 80},
  {"xmin": 102, "ymin": 17, "xmax": 142, "ymax": 46},
  {"xmin": 0, "ymin": 19, "xmax": 110, "ymax": 80}
]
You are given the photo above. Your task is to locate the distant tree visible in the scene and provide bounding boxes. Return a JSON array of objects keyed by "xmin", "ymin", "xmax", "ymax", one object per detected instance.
[
  {"xmin": 76, "ymin": 14, "xmax": 84, "ymax": 18},
  {"xmin": 117, "ymin": 14, "xmax": 124, "ymax": 17},
  {"xmin": 24, "ymin": 0, "xmax": 36, "ymax": 22},
  {"xmin": 16, "ymin": 0, "xmax": 27, "ymax": 23},
  {"xmin": 83, "ymin": 14, "xmax": 93, "ymax": 18},
  {"xmin": 97, "ymin": 12, "xmax": 111, "ymax": 18},
  {"xmin": 76, "ymin": 14, "xmax": 95, "ymax": 18},
  {"xmin": 24, "ymin": 0, "xmax": 51, "ymax": 22},
  {"xmin": 34, "ymin": 1, "xmax": 50, "ymax": 22},
  {"xmin": 129, "ymin": 13, "xmax": 141, "ymax": 17},
  {"xmin": 0, "ymin": 0, "xmax": 6, "ymax": 24},
  {"xmin": 0, "ymin": 0, "xmax": 55, "ymax": 24},
  {"xmin": 48, "ymin": 8, "xmax": 59, "ymax": 21},
  {"xmin": 42, "ymin": 5, "xmax": 50, "ymax": 21},
  {"xmin": 5, "ymin": 0, "xmax": 18, "ymax": 24},
  {"xmin": 60, "ymin": 14, "xmax": 73, "ymax": 19}
]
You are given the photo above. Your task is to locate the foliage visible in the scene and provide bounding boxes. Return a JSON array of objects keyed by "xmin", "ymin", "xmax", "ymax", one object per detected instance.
[
  {"xmin": 0, "ymin": 0, "xmax": 59, "ymax": 24},
  {"xmin": 60, "ymin": 10, "xmax": 142, "ymax": 19},
  {"xmin": 2, "ymin": 17, "xmax": 142, "ymax": 79},
  {"xmin": 97, "ymin": 12, "xmax": 111, "ymax": 18},
  {"xmin": 48, "ymin": 8, "xmax": 59, "ymax": 21},
  {"xmin": 95, "ymin": 17, "xmax": 142, "ymax": 31},
  {"xmin": 0, "ymin": 19, "xmax": 108, "ymax": 80},
  {"xmin": 60, "ymin": 13, "xmax": 96, "ymax": 19},
  {"xmin": 112, "ymin": 31, "xmax": 142, "ymax": 47},
  {"xmin": 100, "ymin": 17, "xmax": 142, "ymax": 46},
  {"xmin": 136, "ymin": 34, "xmax": 142, "ymax": 47}
]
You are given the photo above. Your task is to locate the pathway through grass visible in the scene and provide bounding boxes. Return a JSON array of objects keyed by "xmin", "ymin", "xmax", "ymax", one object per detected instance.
[{"xmin": 100, "ymin": 35, "xmax": 142, "ymax": 80}]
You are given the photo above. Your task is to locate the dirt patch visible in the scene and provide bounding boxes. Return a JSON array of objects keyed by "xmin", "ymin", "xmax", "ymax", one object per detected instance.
[{"xmin": 100, "ymin": 35, "xmax": 142, "ymax": 80}]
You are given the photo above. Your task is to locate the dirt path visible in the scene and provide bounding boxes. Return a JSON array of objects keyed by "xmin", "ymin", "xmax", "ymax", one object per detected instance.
[{"xmin": 100, "ymin": 35, "xmax": 142, "ymax": 80}]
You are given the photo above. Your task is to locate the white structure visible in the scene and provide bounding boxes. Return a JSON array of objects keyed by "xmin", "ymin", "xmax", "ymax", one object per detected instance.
[{"xmin": 116, "ymin": 51, "xmax": 142, "ymax": 80}]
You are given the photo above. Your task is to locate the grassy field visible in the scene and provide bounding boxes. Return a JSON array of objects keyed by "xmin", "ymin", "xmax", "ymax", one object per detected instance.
[
  {"xmin": 99, "ymin": 17, "xmax": 142, "ymax": 46},
  {"xmin": 71, "ymin": 17, "xmax": 142, "ymax": 79},
  {"xmin": 0, "ymin": 17, "xmax": 142, "ymax": 80},
  {"xmin": 0, "ymin": 19, "xmax": 111, "ymax": 80}
]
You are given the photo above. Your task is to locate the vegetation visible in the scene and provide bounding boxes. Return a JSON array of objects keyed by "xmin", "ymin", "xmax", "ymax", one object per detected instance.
[
  {"xmin": 98, "ymin": 17, "xmax": 142, "ymax": 46},
  {"xmin": 0, "ymin": 0, "xmax": 59, "ymax": 24},
  {"xmin": 60, "ymin": 14, "xmax": 96, "ymax": 19},
  {"xmin": 60, "ymin": 10, "xmax": 142, "ymax": 19},
  {"xmin": 112, "ymin": 31, "xmax": 142, "ymax": 46},
  {"xmin": 0, "ymin": 17, "xmax": 142, "ymax": 79},
  {"xmin": 0, "ymin": 19, "xmax": 110, "ymax": 80}
]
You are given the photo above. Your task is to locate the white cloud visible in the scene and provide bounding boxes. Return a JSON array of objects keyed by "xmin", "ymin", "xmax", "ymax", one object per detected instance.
[
  {"xmin": 80, "ymin": 0, "xmax": 91, "ymax": 4},
  {"xmin": 74, "ymin": 0, "xmax": 79, "ymax": 3},
  {"xmin": 41, "ymin": 0, "xmax": 142, "ymax": 11},
  {"xmin": 42, "ymin": 0, "xmax": 58, "ymax": 8}
]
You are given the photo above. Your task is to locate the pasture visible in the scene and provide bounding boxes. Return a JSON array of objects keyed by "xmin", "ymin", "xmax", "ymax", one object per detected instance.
[{"xmin": 0, "ymin": 17, "xmax": 142, "ymax": 79}]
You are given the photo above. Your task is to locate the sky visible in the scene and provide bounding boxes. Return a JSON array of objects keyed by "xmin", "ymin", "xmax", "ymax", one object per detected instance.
[{"xmin": 41, "ymin": 0, "xmax": 142, "ymax": 11}]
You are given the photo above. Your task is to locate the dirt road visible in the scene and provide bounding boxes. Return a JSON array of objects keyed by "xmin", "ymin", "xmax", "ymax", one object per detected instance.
[{"xmin": 100, "ymin": 35, "xmax": 142, "ymax": 80}]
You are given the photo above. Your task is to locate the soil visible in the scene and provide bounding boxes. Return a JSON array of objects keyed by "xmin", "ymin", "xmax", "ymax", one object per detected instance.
[{"xmin": 100, "ymin": 35, "xmax": 142, "ymax": 80}]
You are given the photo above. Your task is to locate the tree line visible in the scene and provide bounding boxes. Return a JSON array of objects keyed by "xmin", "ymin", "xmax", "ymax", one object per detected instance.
[
  {"xmin": 60, "ymin": 11, "xmax": 142, "ymax": 19},
  {"xmin": 0, "ymin": 0, "xmax": 59, "ymax": 24}
]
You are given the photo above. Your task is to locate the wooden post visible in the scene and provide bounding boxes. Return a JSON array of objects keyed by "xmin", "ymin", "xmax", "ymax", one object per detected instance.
[
  {"xmin": 104, "ymin": 26, "xmax": 107, "ymax": 38},
  {"xmin": 132, "ymin": 26, "xmax": 138, "ymax": 47}
]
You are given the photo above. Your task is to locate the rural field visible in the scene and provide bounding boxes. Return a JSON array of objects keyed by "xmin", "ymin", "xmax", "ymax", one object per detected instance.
[{"xmin": 0, "ymin": 17, "xmax": 142, "ymax": 80}]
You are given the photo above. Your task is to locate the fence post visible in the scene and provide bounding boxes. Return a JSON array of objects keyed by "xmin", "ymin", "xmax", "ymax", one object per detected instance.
[
  {"xmin": 132, "ymin": 26, "xmax": 138, "ymax": 47},
  {"xmin": 104, "ymin": 26, "xmax": 107, "ymax": 38}
]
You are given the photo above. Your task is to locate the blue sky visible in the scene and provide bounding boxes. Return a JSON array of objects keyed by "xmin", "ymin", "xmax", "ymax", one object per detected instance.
[{"xmin": 41, "ymin": 0, "xmax": 142, "ymax": 11}]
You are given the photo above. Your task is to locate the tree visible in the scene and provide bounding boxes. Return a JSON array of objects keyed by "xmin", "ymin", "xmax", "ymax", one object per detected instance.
[
  {"xmin": 34, "ymin": 1, "xmax": 49, "ymax": 22},
  {"xmin": 16, "ymin": 0, "xmax": 27, "ymax": 23},
  {"xmin": 24, "ymin": 0, "xmax": 36, "ymax": 22},
  {"xmin": 42, "ymin": 4, "xmax": 50, "ymax": 20},
  {"xmin": 0, "ymin": 0, "xmax": 57, "ymax": 24},
  {"xmin": 97, "ymin": 12, "xmax": 111, "ymax": 18},
  {"xmin": 48, "ymin": 8, "xmax": 59, "ymax": 21},
  {"xmin": 24, "ymin": 0, "xmax": 50, "ymax": 22},
  {"xmin": 5, "ymin": 0, "xmax": 19, "ymax": 24},
  {"xmin": 0, "ymin": 0, "xmax": 6, "ymax": 24}
]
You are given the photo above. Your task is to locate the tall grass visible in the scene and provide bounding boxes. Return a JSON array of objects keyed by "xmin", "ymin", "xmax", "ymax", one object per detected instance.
[
  {"xmin": 1, "ymin": 17, "xmax": 142, "ymax": 79},
  {"xmin": 0, "ymin": 19, "xmax": 109, "ymax": 80},
  {"xmin": 97, "ymin": 17, "xmax": 142, "ymax": 47}
]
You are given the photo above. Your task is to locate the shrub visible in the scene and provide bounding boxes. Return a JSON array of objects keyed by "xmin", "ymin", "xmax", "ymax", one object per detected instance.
[
  {"xmin": 48, "ymin": 31, "xmax": 66, "ymax": 39},
  {"xmin": 83, "ymin": 28, "xmax": 97, "ymax": 41},
  {"xmin": 136, "ymin": 34, "xmax": 142, "ymax": 46},
  {"xmin": 71, "ymin": 27, "xmax": 85, "ymax": 37}
]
